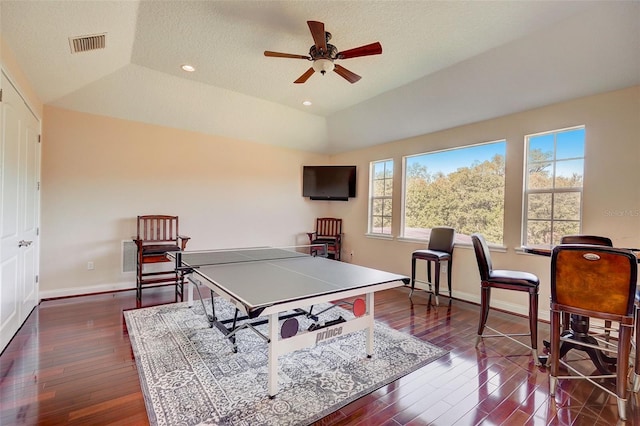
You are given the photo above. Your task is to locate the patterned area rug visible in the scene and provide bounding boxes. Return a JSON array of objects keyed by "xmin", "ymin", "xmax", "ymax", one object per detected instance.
[{"xmin": 125, "ymin": 298, "xmax": 447, "ymax": 426}]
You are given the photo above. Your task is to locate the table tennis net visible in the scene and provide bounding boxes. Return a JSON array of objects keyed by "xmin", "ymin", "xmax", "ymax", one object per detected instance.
[{"xmin": 174, "ymin": 244, "xmax": 329, "ymax": 267}]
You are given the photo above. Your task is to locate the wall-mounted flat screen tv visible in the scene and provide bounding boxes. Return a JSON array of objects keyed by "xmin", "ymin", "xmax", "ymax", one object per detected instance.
[{"xmin": 302, "ymin": 165, "xmax": 356, "ymax": 201}]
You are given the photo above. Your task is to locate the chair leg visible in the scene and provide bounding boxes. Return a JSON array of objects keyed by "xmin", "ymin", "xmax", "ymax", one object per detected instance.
[
  {"xmin": 616, "ymin": 325, "xmax": 632, "ymax": 420},
  {"xmin": 634, "ymin": 306, "xmax": 640, "ymax": 392},
  {"xmin": 136, "ymin": 252, "xmax": 143, "ymax": 304},
  {"xmin": 447, "ymin": 258, "xmax": 453, "ymax": 298},
  {"xmin": 476, "ymin": 285, "xmax": 491, "ymax": 347},
  {"xmin": 529, "ymin": 290, "xmax": 540, "ymax": 365},
  {"xmin": 410, "ymin": 256, "xmax": 417, "ymax": 298},
  {"xmin": 433, "ymin": 261, "xmax": 441, "ymax": 306},
  {"xmin": 426, "ymin": 260, "xmax": 432, "ymax": 293},
  {"xmin": 549, "ymin": 310, "xmax": 561, "ymax": 395}
]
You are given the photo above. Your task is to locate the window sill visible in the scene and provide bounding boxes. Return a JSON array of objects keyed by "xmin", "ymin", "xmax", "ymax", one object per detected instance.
[{"xmin": 364, "ymin": 233, "xmax": 394, "ymax": 241}]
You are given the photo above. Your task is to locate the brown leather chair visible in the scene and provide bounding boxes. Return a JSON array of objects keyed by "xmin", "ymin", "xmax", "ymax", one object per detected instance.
[
  {"xmin": 559, "ymin": 235, "xmax": 613, "ymax": 334},
  {"xmin": 560, "ymin": 235, "xmax": 613, "ymax": 246},
  {"xmin": 307, "ymin": 218, "xmax": 342, "ymax": 260},
  {"xmin": 549, "ymin": 244, "xmax": 637, "ymax": 420},
  {"xmin": 471, "ymin": 233, "xmax": 540, "ymax": 365},
  {"xmin": 410, "ymin": 227, "xmax": 455, "ymax": 305},
  {"xmin": 133, "ymin": 215, "xmax": 190, "ymax": 304}
]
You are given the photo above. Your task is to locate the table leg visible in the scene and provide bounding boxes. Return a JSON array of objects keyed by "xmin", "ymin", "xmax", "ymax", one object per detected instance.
[
  {"xmin": 268, "ymin": 312, "xmax": 279, "ymax": 398},
  {"xmin": 543, "ymin": 314, "xmax": 616, "ymax": 374},
  {"xmin": 187, "ymin": 278, "xmax": 194, "ymax": 307},
  {"xmin": 366, "ymin": 292, "xmax": 374, "ymax": 357}
]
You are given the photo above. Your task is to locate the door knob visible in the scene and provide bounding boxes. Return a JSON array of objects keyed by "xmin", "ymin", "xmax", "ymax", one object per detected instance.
[{"xmin": 18, "ymin": 240, "xmax": 33, "ymax": 247}]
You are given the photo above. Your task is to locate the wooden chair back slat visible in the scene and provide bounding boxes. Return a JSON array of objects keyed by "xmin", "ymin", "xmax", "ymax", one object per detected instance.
[
  {"xmin": 316, "ymin": 218, "xmax": 342, "ymax": 239},
  {"xmin": 137, "ymin": 215, "xmax": 179, "ymax": 244}
]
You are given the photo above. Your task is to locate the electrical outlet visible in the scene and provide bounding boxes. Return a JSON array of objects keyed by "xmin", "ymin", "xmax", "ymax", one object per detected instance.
[{"xmin": 87, "ymin": 261, "xmax": 94, "ymax": 270}]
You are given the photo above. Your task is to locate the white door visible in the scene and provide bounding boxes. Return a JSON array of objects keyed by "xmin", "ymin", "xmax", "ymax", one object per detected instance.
[{"xmin": 1, "ymin": 71, "xmax": 40, "ymax": 352}]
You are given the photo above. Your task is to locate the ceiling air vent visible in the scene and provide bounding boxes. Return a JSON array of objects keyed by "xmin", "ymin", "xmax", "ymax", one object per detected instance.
[{"xmin": 69, "ymin": 33, "xmax": 106, "ymax": 54}]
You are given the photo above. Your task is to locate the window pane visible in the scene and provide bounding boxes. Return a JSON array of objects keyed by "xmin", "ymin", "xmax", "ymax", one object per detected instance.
[
  {"xmin": 553, "ymin": 192, "xmax": 581, "ymax": 220},
  {"xmin": 556, "ymin": 128, "xmax": 585, "ymax": 159},
  {"xmin": 373, "ymin": 199, "xmax": 384, "ymax": 215},
  {"xmin": 527, "ymin": 220, "xmax": 551, "ymax": 245},
  {"xmin": 527, "ymin": 163, "xmax": 553, "ymax": 189},
  {"xmin": 528, "ymin": 134, "xmax": 554, "ymax": 162},
  {"xmin": 527, "ymin": 193, "xmax": 552, "ymax": 219},
  {"xmin": 373, "ymin": 179, "xmax": 382, "ymax": 197},
  {"xmin": 404, "ymin": 141, "xmax": 506, "ymax": 244},
  {"xmin": 384, "ymin": 178, "xmax": 393, "ymax": 196},
  {"xmin": 554, "ymin": 159, "xmax": 583, "ymax": 188},
  {"xmin": 553, "ymin": 221, "xmax": 580, "ymax": 244}
]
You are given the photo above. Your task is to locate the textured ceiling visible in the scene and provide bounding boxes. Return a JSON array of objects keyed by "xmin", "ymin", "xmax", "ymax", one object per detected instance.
[{"xmin": 1, "ymin": 1, "xmax": 639, "ymax": 154}]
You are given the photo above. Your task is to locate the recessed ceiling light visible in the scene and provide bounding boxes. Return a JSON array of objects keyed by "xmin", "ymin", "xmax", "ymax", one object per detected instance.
[
  {"xmin": 303, "ymin": 101, "xmax": 312, "ymax": 106},
  {"xmin": 181, "ymin": 64, "xmax": 195, "ymax": 72}
]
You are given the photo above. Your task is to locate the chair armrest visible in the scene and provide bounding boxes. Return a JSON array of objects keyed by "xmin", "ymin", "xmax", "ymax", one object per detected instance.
[{"xmin": 178, "ymin": 235, "xmax": 191, "ymax": 250}]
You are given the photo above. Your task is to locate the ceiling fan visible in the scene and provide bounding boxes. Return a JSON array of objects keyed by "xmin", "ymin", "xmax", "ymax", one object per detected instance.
[{"xmin": 264, "ymin": 20, "xmax": 382, "ymax": 84}]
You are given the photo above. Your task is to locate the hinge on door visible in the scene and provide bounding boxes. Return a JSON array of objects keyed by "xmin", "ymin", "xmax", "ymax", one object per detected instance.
[
  {"xmin": 37, "ymin": 227, "xmax": 40, "ymax": 236},
  {"xmin": 37, "ymin": 182, "xmax": 40, "ymax": 190},
  {"xmin": 36, "ymin": 275, "xmax": 39, "ymax": 284},
  {"xmin": 0, "ymin": 89, "xmax": 3, "ymax": 102},
  {"xmin": 38, "ymin": 135, "xmax": 41, "ymax": 143}
]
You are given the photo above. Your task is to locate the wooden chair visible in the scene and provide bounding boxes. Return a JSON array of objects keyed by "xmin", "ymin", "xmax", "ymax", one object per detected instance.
[
  {"xmin": 307, "ymin": 218, "xmax": 342, "ymax": 260},
  {"xmin": 471, "ymin": 233, "xmax": 541, "ymax": 365},
  {"xmin": 133, "ymin": 215, "xmax": 190, "ymax": 304},
  {"xmin": 549, "ymin": 245, "xmax": 637, "ymax": 420},
  {"xmin": 559, "ymin": 235, "xmax": 613, "ymax": 335},
  {"xmin": 410, "ymin": 227, "xmax": 455, "ymax": 306}
]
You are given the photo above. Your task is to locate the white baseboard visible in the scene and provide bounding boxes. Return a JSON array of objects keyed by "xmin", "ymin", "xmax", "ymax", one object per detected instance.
[
  {"xmin": 408, "ymin": 282, "xmax": 551, "ymax": 322},
  {"xmin": 39, "ymin": 280, "xmax": 135, "ymax": 301}
]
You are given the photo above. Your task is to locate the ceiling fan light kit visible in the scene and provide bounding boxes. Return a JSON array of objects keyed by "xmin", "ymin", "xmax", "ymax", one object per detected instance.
[
  {"xmin": 312, "ymin": 58, "xmax": 334, "ymax": 75},
  {"xmin": 264, "ymin": 20, "xmax": 382, "ymax": 84}
]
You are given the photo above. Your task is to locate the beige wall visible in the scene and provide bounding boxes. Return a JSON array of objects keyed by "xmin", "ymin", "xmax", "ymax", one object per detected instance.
[
  {"xmin": 40, "ymin": 106, "xmax": 330, "ymax": 297},
  {"xmin": 330, "ymin": 86, "xmax": 640, "ymax": 321}
]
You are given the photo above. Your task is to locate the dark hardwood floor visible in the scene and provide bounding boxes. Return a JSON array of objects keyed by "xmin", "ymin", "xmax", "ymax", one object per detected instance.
[{"xmin": 1, "ymin": 286, "xmax": 638, "ymax": 425}]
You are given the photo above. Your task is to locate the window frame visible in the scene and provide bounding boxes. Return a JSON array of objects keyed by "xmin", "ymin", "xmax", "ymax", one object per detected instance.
[
  {"xmin": 368, "ymin": 159, "xmax": 394, "ymax": 236},
  {"xmin": 522, "ymin": 125, "xmax": 585, "ymax": 246}
]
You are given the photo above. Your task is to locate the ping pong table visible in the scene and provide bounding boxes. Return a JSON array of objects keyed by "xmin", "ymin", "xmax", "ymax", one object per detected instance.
[{"xmin": 168, "ymin": 245, "xmax": 409, "ymax": 397}]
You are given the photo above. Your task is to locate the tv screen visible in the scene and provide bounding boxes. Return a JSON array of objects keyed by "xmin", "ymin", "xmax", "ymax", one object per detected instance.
[{"xmin": 302, "ymin": 166, "xmax": 356, "ymax": 201}]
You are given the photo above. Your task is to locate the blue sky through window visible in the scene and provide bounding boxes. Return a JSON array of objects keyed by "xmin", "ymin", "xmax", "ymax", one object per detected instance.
[{"xmin": 406, "ymin": 141, "xmax": 506, "ymax": 176}]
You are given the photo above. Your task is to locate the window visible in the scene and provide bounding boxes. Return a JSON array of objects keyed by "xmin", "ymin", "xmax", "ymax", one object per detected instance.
[
  {"xmin": 523, "ymin": 126, "xmax": 585, "ymax": 245},
  {"xmin": 369, "ymin": 159, "xmax": 393, "ymax": 235},
  {"xmin": 403, "ymin": 141, "xmax": 506, "ymax": 244}
]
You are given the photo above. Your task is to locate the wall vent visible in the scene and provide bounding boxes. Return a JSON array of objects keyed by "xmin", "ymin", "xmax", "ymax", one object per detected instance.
[
  {"xmin": 69, "ymin": 33, "xmax": 106, "ymax": 54},
  {"xmin": 122, "ymin": 240, "xmax": 136, "ymax": 273}
]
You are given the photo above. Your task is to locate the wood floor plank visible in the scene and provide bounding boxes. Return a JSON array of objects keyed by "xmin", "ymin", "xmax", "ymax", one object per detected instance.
[{"xmin": 1, "ymin": 286, "xmax": 639, "ymax": 424}]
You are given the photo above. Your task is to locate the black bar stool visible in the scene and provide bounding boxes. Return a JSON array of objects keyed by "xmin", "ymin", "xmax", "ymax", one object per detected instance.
[
  {"xmin": 471, "ymin": 233, "xmax": 540, "ymax": 365},
  {"xmin": 410, "ymin": 227, "xmax": 455, "ymax": 306}
]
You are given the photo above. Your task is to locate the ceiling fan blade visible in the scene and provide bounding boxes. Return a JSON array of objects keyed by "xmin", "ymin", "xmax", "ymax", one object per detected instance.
[
  {"xmin": 337, "ymin": 42, "xmax": 382, "ymax": 59},
  {"xmin": 294, "ymin": 67, "xmax": 315, "ymax": 84},
  {"xmin": 264, "ymin": 51, "xmax": 310, "ymax": 59},
  {"xmin": 333, "ymin": 64, "xmax": 361, "ymax": 83},
  {"xmin": 307, "ymin": 21, "xmax": 327, "ymax": 52}
]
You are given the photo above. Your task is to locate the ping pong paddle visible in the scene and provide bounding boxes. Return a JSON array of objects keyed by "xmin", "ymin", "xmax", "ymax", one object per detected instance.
[
  {"xmin": 353, "ymin": 298, "xmax": 366, "ymax": 317},
  {"xmin": 281, "ymin": 318, "xmax": 299, "ymax": 339}
]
